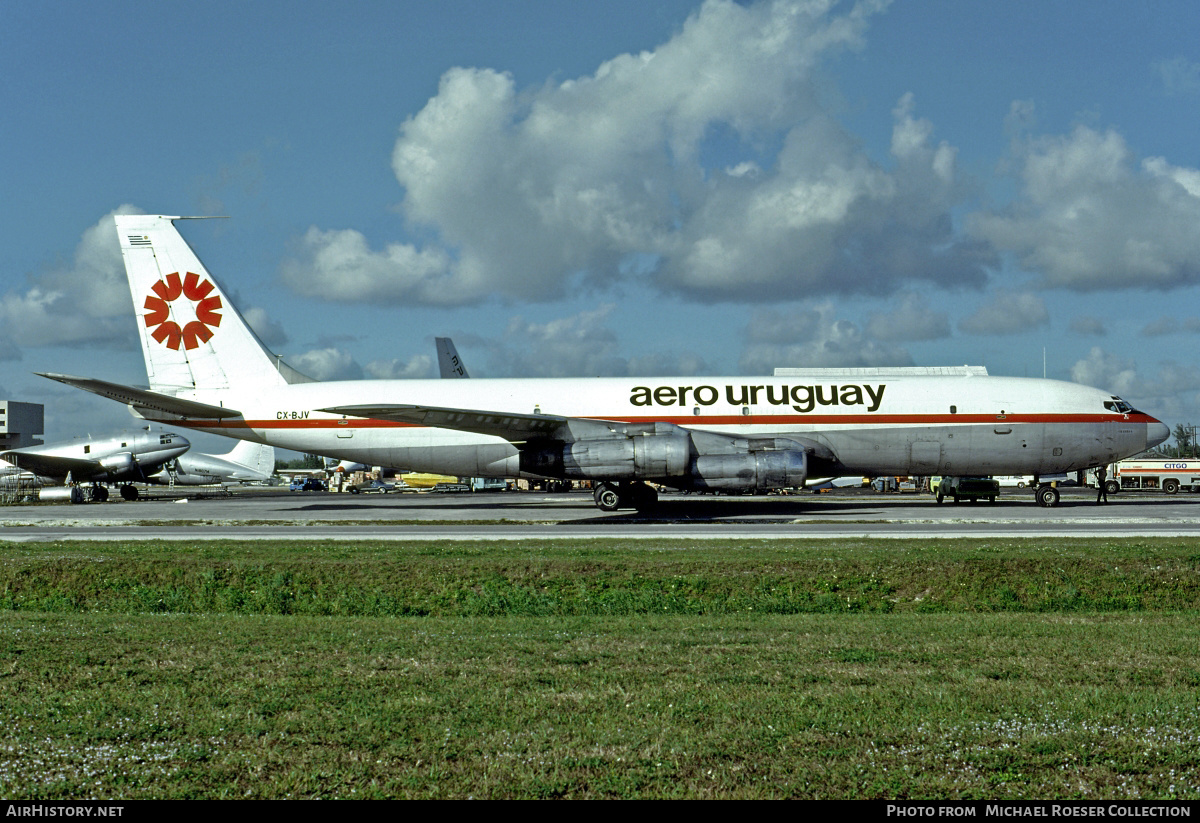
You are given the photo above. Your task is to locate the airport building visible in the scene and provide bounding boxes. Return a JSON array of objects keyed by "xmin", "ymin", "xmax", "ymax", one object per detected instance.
[{"xmin": 0, "ymin": 401, "xmax": 44, "ymax": 450}]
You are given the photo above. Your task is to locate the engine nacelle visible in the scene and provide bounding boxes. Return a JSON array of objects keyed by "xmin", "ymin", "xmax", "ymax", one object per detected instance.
[
  {"xmin": 521, "ymin": 433, "xmax": 691, "ymax": 480},
  {"xmin": 98, "ymin": 452, "xmax": 135, "ymax": 477},
  {"xmin": 688, "ymin": 449, "xmax": 808, "ymax": 492}
]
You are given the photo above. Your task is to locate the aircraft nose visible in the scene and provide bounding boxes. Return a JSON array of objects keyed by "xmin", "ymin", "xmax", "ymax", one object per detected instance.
[{"xmin": 1147, "ymin": 421, "xmax": 1170, "ymax": 449}]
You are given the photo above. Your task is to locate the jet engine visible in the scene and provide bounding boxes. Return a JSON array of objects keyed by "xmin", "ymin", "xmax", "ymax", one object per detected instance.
[
  {"xmin": 687, "ymin": 449, "xmax": 808, "ymax": 492},
  {"xmin": 521, "ymin": 433, "xmax": 691, "ymax": 480}
]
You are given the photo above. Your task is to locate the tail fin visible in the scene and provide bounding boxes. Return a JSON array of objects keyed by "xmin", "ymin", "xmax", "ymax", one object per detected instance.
[
  {"xmin": 114, "ymin": 215, "xmax": 313, "ymax": 394},
  {"xmin": 435, "ymin": 336, "xmax": 470, "ymax": 378},
  {"xmin": 224, "ymin": 439, "xmax": 275, "ymax": 478}
]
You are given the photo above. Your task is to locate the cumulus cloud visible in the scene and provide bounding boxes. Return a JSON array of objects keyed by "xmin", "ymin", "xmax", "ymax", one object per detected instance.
[
  {"xmin": 864, "ymin": 291, "xmax": 950, "ymax": 341},
  {"xmin": 1155, "ymin": 56, "xmax": 1200, "ymax": 96},
  {"xmin": 284, "ymin": 0, "xmax": 992, "ymax": 306},
  {"xmin": 1070, "ymin": 346, "xmax": 1200, "ymax": 420},
  {"xmin": 0, "ymin": 206, "xmax": 141, "ymax": 350},
  {"xmin": 1071, "ymin": 347, "xmax": 1141, "ymax": 397},
  {"xmin": 957, "ymin": 291, "xmax": 1048, "ymax": 335},
  {"xmin": 739, "ymin": 302, "xmax": 912, "ymax": 373},
  {"xmin": 242, "ymin": 306, "xmax": 289, "ymax": 348},
  {"xmin": 968, "ymin": 118, "xmax": 1200, "ymax": 291},
  {"xmin": 364, "ymin": 355, "xmax": 434, "ymax": 379},
  {"xmin": 463, "ymin": 305, "xmax": 713, "ymax": 377},
  {"xmin": 288, "ymin": 347, "xmax": 363, "ymax": 381}
]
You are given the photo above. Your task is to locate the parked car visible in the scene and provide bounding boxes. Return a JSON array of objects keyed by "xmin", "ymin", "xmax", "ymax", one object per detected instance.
[
  {"xmin": 348, "ymin": 479, "xmax": 396, "ymax": 494},
  {"xmin": 936, "ymin": 475, "xmax": 998, "ymax": 504},
  {"xmin": 289, "ymin": 476, "xmax": 327, "ymax": 492}
]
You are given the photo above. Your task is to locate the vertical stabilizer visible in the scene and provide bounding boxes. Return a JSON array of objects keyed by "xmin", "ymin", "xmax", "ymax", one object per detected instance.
[
  {"xmin": 114, "ymin": 215, "xmax": 296, "ymax": 394},
  {"xmin": 224, "ymin": 439, "xmax": 275, "ymax": 478},
  {"xmin": 435, "ymin": 337, "xmax": 470, "ymax": 378}
]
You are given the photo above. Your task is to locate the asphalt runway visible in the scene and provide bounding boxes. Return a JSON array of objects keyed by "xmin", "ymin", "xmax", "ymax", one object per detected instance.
[{"xmin": 2, "ymin": 485, "xmax": 1198, "ymax": 540}]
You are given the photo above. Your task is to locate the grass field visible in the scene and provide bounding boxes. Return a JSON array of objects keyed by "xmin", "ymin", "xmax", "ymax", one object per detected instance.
[{"xmin": 1, "ymin": 537, "xmax": 1199, "ymax": 799}]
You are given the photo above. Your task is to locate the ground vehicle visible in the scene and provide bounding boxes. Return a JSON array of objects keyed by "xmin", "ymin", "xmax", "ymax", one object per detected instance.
[
  {"xmin": 289, "ymin": 476, "xmax": 327, "ymax": 492},
  {"xmin": 936, "ymin": 475, "xmax": 999, "ymax": 504},
  {"xmin": 1112, "ymin": 460, "xmax": 1200, "ymax": 494},
  {"xmin": 348, "ymin": 479, "xmax": 395, "ymax": 494}
]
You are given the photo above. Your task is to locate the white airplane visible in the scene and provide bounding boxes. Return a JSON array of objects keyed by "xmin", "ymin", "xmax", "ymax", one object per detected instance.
[
  {"xmin": 0, "ymin": 430, "xmax": 190, "ymax": 500},
  {"xmin": 146, "ymin": 439, "xmax": 275, "ymax": 486},
  {"xmin": 40, "ymin": 215, "xmax": 1169, "ymax": 512}
]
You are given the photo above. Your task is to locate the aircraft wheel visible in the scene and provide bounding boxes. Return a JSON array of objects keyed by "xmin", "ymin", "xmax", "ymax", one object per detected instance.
[
  {"xmin": 936, "ymin": 491, "xmax": 943, "ymax": 504},
  {"xmin": 119, "ymin": 485, "xmax": 139, "ymax": 501},
  {"xmin": 92, "ymin": 486, "xmax": 109, "ymax": 503},
  {"xmin": 594, "ymin": 482, "xmax": 622, "ymax": 512},
  {"xmin": 1164, "ymin": 479, "xmax": 1180, "ymax": 495},
  {"xmin": 630, "ymin": 483, "xmax": 659, "ymax": 512},
  {"xmin": 989, "ymin": 496, "xmax": 996, "ymax": 504},
  {"xmin": 1037, "ymin": 485, "xmax": 1060, "ymax": 508},
  {"xmin": 1104, "ymin": 480, "xmax": 1120, "ymax": 495}
]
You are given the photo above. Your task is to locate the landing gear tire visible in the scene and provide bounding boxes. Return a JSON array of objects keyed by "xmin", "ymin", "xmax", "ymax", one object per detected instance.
[
  {"xmin": 936, "ymin": 491, "xmax": 944, "ymax": 504},
  {"xmin": 1164, "ymin": 479, "xmax": 1180, "ymax": 495},
  {"xmin": 92, "ymin": 486, "xmax": 109, "ymax": 503},
  {"xmin": 1036, "ymin": 485, "xmax": 1060, "ymax": 508},
  {"xmin": 629, "ymin": 482, "xmax": 659, "ymax": 512},
  {"xmin": 119, "ymin": 485, "xmax": 139, "ymax": 501},
  {"xmin": 594, "ymin": 482, "xmax": 622, "ymax": 512}
]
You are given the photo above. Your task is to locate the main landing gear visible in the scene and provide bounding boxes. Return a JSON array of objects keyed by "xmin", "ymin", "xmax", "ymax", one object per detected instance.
[
  {"xmin": 593, "ymin": 480, "xmax": 659, "ymax": 512},
  {"xmin": 1035, "ymin": 484, "xmax": 1060, "ymax": 508}
]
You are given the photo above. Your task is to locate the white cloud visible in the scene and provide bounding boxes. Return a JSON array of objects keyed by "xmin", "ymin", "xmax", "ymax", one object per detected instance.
[
  {"xmin": 739, "ymin": 302, "xmax": 912, "ymax": 373},
  {"xmin": 459, "ymin": 305, "xmax": 714, "ymax": 378},
  {"xmin": 284, "ymin": 0, "xmax": 992, "ymax": 306},
  {"xmin": 1070, "ymin": 347, "xmax": 1140, "ymax": 397},
  {"xmin": 242, "ymin": 307, "xmax": 289, "ymax": 348},
  {"xmin": 1070, "ymin": 346, "xmax": 1200, "ymax": 421},
  {"xmin": 288, "ymin": 347, "xmax": 363, "ymax": 381},
  {"xmin": 968, "ymin": 123, "xmax": 1200, "ymax": 291},
  {"xmin": 1155, "ymin": 56, "xmax": 1200, "ymax": 96},
  {"xmin": 958, "ymin": 291, "xmax": 1048, "ymax": 335},
  {"xmin": 280, "ymin": 227, "xmax": 455, "ymax": 304},
  {"xmin": 364, "ymin": 355, "xmax": 434, "ymax": 380},
  {"xmin": 0, "ymin": 206, "xmax": 141, "ymax": 349}
]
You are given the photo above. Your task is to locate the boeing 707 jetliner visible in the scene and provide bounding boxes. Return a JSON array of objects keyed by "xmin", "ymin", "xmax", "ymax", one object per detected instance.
[{"xmin": 41, "ymin": 215, "xmax": 1169, "ymax": 511}]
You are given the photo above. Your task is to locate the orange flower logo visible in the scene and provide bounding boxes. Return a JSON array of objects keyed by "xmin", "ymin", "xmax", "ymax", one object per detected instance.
[{"xmin": 143, "ymin": 272, "xmax": 223, "ymax": 350}]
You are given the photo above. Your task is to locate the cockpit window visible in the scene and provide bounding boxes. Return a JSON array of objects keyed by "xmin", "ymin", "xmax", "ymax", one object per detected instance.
[{"xmin": 1104, "ymin": 397, "xmax": 1138, "ymax": 414}]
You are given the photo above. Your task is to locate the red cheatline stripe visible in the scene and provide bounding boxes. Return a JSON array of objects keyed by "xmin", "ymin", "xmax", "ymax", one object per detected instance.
[{"xmin": 146, "ymin": 413, "xmax": 1158, "ymax": 430}]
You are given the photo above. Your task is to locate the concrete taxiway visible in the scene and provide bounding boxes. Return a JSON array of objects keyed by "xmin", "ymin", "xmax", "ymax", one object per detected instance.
[{"xmin": 1, "ymin": 486, "xmax": 1198, "ymax": 541}]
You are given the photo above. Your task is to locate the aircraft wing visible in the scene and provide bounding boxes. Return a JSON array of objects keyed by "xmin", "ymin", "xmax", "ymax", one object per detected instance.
[
  {"xmin": 37, "ymin": 373, "xmax": 242, "ymax": 419},
  {"xmin": 320, "ymin": 403, "xmax": 664, "ymax": 443},
  {"xmin": 0, "ymin": 450, "xmax": 100, "ymax": 479}
]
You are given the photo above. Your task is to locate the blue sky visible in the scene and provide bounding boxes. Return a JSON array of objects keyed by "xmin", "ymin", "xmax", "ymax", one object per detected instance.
[{"xmin": 3, "ymin": 0, "xmax": 1199, "ymax": 452}]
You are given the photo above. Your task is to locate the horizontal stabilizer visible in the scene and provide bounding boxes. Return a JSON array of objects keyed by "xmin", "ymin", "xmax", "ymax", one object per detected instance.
[{"xmin": 37, "ymin": 373, "xmax": 242, "ymax": 419}]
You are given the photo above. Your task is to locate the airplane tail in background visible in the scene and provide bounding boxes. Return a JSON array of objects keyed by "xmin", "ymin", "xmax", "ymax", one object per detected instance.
[
  {"xmin": 114, "ymin": 215, "xmax": 313, "ymax": 394},
  {"xmin": 435, "ymin": 337, "xmax": 470, "ymax": 378},
  {"xmin": 224, "ymin": 439, "xmax": 276, "ymax": 478}
]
